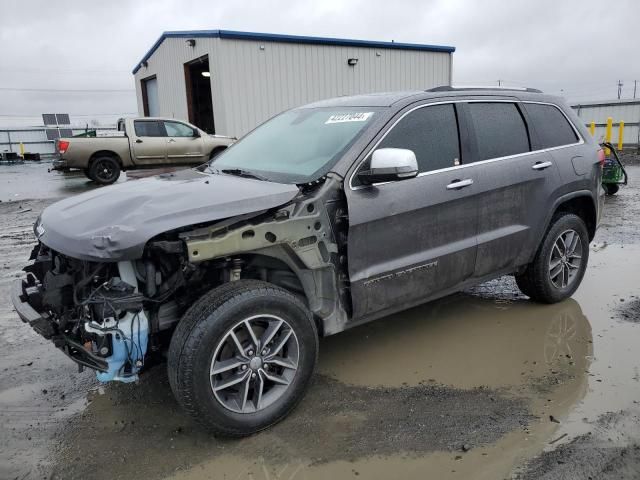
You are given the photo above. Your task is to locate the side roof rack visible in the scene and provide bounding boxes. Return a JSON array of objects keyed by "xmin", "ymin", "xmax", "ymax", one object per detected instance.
[{"xmin": 427, "ymin": 85, "xmax": 543, "ymax": 93}]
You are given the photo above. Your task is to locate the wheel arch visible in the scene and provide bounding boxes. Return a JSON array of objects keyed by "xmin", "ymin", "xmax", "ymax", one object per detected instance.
[
  {"xmin": 89, "ymin": 150, "xmax": 123, "ymax": 168},
  {"xmin": 547, "ymin": 191, "xmax": 597, "ymax": 241},
  {"xmin": 232, "ymin": 248, "xmax": 330, "ymax": 337},
  {"xmin": 209, "ymin": 145, "xmax": 227, "ymax": 160}
]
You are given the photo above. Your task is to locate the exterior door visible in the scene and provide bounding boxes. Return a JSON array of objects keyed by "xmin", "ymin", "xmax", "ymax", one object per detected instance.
[
  {"xmin": 131, "ymin": 120, "xmax": 167, "ymax": 165},
  {"xmin": 461, "ymin": 101, "xmax": 563, "ymax": 278},
  {"xmin": 346, "ymin": 103, "xmax": 479, "ymax": 320},
  {"xmin": 163, "ymin": 120, "xmax": 207, "ymax": 164}
]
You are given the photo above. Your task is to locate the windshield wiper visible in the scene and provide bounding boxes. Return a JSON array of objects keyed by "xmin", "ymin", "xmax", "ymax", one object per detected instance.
[{"xmin": 219, "ymin": 168, "xmax": 268, "ymax": 181}]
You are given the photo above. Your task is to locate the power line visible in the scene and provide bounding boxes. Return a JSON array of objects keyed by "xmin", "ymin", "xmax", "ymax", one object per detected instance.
[
  {"xmin": 0, "ymin": 87, "xmax": 135, "ymax": 93},
  {"xmin": 0, "ymin": 113, "xmax": 137, "ymax": 117}
]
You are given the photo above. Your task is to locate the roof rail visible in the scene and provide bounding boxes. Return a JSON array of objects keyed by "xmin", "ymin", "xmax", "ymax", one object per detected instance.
[{"xmin": 427, "ymin": 85, "xmax": 543, "ymax": 93}]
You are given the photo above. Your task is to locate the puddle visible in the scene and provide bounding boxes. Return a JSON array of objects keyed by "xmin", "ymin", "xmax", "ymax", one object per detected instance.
[{"xmin": 0, "ymin": 165, "xmax": 639, "ymax": 480}]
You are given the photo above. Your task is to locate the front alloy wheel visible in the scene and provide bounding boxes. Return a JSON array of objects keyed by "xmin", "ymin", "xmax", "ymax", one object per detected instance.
[
  {"xmin": 168, "ymin": 280, "xmax": 318, "ymax": 437},
  {"xmin": 210, "ymin": 314, "xmax": 299, "ymax": 413}
]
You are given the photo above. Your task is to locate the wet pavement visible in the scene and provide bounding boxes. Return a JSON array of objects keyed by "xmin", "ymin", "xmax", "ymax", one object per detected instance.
[{"xmin": 1, "ymin": 162, "xmax": 639, "ymax": 480}]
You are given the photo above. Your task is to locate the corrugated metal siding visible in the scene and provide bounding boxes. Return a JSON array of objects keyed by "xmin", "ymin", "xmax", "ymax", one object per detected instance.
[
  {"xmin": 134, "ymin": 37, "xmax": 224, "ymax": 127},
  {"xmin": 135, "ymin": 37, "xmax": 451, "ymax": 137},
  {"xmin": 572, "ymin": 101, "xmax": 640, "ymax": 146}
]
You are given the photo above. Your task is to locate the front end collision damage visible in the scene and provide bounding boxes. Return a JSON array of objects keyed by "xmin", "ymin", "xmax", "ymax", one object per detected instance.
[{"xmin": 13, "ymin": 175, "xmax": 352, "ymax": 383}]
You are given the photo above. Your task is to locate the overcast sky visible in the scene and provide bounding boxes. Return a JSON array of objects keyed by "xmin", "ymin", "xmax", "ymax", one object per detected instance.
[{"xmin": 1, "ymin": 0, "xmax": 639, "ymax": 126}]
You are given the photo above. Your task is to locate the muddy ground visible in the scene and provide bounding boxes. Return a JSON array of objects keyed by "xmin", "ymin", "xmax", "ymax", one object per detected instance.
[{"xmin": 1, "ymin": 162, "xmax": 639, "ymax": 480}]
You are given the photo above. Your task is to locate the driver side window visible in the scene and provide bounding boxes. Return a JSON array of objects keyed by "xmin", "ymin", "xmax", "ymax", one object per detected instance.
[
  {"xmin": 164, "ymin": 121, "xmax": 196, "ymax": 137},
  {"xmin": 377, "ymin": 103, "xmax": 461, "ymax": 174}
]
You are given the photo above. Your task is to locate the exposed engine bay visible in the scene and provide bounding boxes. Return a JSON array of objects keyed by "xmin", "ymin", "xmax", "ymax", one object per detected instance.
[{"xmin": 13, "ymin": 176, "xmax": 351, "ymax": 383}]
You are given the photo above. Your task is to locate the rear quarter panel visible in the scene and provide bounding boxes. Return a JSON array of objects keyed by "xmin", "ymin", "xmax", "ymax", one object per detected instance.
[{"xmin": 62, "ymin": 137, "xmax": 132, "ymax": 168}]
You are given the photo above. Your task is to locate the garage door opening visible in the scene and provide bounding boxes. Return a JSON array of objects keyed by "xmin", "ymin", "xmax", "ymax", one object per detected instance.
[{"xmin": 185, "ymin": 55, "xmax": 215, "ymax": 133}]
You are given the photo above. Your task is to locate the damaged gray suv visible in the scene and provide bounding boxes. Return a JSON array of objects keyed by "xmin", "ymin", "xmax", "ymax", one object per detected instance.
[{"xmin": 12, "ymin": 87, "xmax": 604, "ymax": 436}]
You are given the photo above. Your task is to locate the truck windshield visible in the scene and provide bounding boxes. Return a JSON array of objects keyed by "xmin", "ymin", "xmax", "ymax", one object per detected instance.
[{"xmin": 210, "ymin": 107, "xmax": 379, "ymax": 183}]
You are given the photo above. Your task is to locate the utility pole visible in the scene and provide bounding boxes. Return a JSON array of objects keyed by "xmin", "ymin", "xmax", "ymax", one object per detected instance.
[
  {"xmin": 634, "ymin": 80, "xmax": 637, "ymax": 99},
  {"xmin": 617, "ymin": 80, "xmax": 623, "ymax": 99},
  {"xmin": 497, "ymin": 79, "xmax": 502, "ymax": 87}
]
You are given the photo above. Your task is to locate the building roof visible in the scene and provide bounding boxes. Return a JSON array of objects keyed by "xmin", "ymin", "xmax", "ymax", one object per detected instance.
[
  {"xmin": 571, "ymin": 99, "xmax": 640, "ymax": 108},
  {"xmin": 132, "ymin": 29, "xmax": 456, "ymax": 74}
]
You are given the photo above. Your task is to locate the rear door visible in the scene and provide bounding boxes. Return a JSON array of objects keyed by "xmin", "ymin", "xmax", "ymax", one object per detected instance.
[
  {"xmin": 130, "ymin": 120, "xmax": 168, "ymax": 165},
  {"xmin": 462, "ymin": 100, "xmax": 563, "ymax": 278},
  {"xmin": 346, "ymin": 102, "xmax": 480, "ymax": 319},
  {"xmin": 163, "ymin": 120, "xmax": 208, "ymax": 164}
]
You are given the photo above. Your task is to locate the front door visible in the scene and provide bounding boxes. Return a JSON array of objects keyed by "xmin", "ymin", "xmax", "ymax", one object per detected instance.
[
  {"xmin": 163, "ymin": 120, "xmax": 207, "ymax": 164},
  {"xmin": 346, "ymin": 103, "xmax": 479, "ymax": 319},
  {"xmin": 131, "ymin": 120, "xmax": 167, "ymax": 165}
]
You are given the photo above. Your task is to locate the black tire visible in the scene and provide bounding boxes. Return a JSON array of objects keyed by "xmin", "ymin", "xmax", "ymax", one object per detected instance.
[
  {"xmin": 603, "ymin": 183, "xmax": 619, "ymax": 195},
  {"xmin": 89, "ymin": 155, "xmax": 121, "ymax": 185},
  {"xmin": 515, "ymin": 213, "xmax": 589, "ymax": 304},
  {"xmin": 167, "ymin": 280, "xmax": 318, "ymax": 437}
]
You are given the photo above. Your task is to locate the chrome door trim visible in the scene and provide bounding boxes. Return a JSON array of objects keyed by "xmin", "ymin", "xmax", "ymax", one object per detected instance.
[{"xmin": 348, "ymin": 99, "xmax": 585, "ymax": 191}]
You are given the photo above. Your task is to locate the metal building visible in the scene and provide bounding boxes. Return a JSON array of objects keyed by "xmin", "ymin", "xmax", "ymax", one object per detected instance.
[
  {"xmin": 132, "ymin": 30, "xmax": 455, "ymax": 137},
  {"xmin": 572, "ymin": 99, "xmax": 640, "ymax": 148}
]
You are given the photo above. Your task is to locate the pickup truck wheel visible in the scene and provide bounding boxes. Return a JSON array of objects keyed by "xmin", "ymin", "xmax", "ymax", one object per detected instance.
[
  {"xmin": 89, "ymin": 156, "xmax": 120, "ymax": 185},
  {"xmin": 515, "ymin": 213, "xmax": 589, "ymax": 304},
  {"xmin": 83, "ymin": 168, "xmax": 93, "ymax": 181},
  {"xmin": 167, "ymin": 280, "xmax": 318, "ymax": 437}
]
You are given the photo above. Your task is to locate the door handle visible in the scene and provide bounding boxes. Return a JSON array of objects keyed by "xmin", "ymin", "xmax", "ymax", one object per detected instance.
[
  {"xmin": 135, "ymin": 139, "xmax": 143, "ymax": 144},
  {"xmin": 446, "ymin": 178, "xmax": 474, "ymax": 190},
  {"xmin": 532, "ymin": 161, "xmax": 553, "ymax": 170},
  {"xmin": 168, "ymin": 138, "xmax": 176, "ymax": 143}
]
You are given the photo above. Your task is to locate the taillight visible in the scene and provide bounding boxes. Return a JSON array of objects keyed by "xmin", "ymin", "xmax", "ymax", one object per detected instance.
[
  {"xmin": 597, "ymin": 148, "xmax": 605, "ymax": 167},
  {"xmin": 57, "ymin": 140, "xmax": 70, "ymax": 154}
]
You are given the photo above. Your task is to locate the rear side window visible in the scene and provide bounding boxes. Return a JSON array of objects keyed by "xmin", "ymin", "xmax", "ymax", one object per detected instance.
[
  {"xmin": 467, "ymin": 103, "xmax": 530, "ymax": 161},
  {"xmin": 134, "ymin": 120, "xmax": 165, "ymax": 137},
  {"xmin": 524, "ymin": 103, "xmax": 578, "ymax": 149},
  {"xmin": 378, "ymin": 104, "xmax": 460, "ymax": 173}
]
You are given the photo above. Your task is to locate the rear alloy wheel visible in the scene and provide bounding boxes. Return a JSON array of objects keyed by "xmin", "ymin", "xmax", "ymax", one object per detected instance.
[
  {"xmin": 89, "ymin": 156, "xmax": 120, "ymax": 185},
  {"xmin": 515, "ymin": 213, "xmax": 589, "ymax": 303},
  {"xmin": 168, "ymin": 280, "xmax": 318, "ymax": 436}
]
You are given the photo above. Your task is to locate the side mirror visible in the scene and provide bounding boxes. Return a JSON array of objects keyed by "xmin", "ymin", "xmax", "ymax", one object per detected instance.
[
  {"xmin": 357, "ymin": 148, "xmax": 418, "ymax": 185},
  {"xmin": 192, "ymin": 129, "xmax": 201, "ymax": 138}
]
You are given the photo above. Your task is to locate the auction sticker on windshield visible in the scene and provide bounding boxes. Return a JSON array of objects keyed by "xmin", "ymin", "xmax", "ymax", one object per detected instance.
[{"xmin": 325, "ymin": 112, "xmax": 374, "ymax": 124}]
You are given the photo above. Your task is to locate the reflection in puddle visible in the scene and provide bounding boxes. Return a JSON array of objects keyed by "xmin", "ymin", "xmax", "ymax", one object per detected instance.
[
  {"xmin": 52, "ymin": 295, "xmax": 592, "ymax": 480},
  {"xmin": 320, "ymin": 296, "xmax": 592, "ymax": 394}
]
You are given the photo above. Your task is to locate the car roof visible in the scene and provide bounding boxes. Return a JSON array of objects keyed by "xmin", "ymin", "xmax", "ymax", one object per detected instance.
[{"xmin": 300, "ymin": 87, "xmax": 565, "ymax": 109}]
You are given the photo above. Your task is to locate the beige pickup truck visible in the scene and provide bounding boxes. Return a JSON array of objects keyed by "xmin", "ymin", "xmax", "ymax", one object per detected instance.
[{"xmin": 53, "ymin": 117, "xmax": 235, "ymax": 184}]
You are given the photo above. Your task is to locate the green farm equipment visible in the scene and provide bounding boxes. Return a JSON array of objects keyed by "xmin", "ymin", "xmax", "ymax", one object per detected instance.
[{"xmin": 601, "ymin": 142, "xmax": 628, "ymax": 196}]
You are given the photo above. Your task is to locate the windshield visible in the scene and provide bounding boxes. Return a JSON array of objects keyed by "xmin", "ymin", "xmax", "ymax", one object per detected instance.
[{"xmin": 210, "ymin": 107, "xmax": 380, "ymax": 183}]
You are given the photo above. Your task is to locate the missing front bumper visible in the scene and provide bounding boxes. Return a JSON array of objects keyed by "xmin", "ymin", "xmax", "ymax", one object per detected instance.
[{"xmin": 12, "ymin": 278, "xmax": 108, "ymax": 372}]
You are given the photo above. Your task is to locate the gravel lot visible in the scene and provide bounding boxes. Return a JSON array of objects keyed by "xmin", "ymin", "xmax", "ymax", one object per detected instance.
[{"xmin": 1, "ymin": 161, "xmax": 639, "ymax": 480}]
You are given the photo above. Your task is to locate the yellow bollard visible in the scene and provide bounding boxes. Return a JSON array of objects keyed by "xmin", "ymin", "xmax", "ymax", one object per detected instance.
[
  {"xmin": 589, "ymin": 121, "xmax": 595, "ymax": 136},
  {"xmin": 19, "ymin": 142, "xmax": 25, "ymax": 157},
  {"xmin": 618, "ymin": 121, "xmax": 624, "ymax": 151},
  {"xmin": 605, "ymin": 117, "xmax": 613, "ymax": 155}
]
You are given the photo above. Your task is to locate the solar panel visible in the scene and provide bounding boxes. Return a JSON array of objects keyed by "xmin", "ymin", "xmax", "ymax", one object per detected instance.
[
  {"xmin": 56, "ymin": 114, "xmax": 70, "ymax": 125},
  {"xmin": 45, "ymin": 129, "xmax": 60, "ymax": 140},
  {"xmin": 59, "ymin": 128, "xmax": 73, "ymax": 137},
  {"xmin": 42, "ymin": 114, "xmax": 57, "ymax": 126}
]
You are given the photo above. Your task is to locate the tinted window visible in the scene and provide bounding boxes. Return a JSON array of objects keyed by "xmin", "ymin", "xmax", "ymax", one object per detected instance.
[
  {"xmin": 377, "ymin": 104, "xmax": 460, "ymax": 173},
  {"xmin": 525, "ymin": 103, "xmax": 578, "ymax": 149},
  {"xmin": 165, "ymin": 121, "xmax": 196, "ymax": 137},
  {"xmin": 468, "ymin": 103, "xmax": 530, "ymax": 161},
  {"xmin": 134, "ymin": 120, "xmax": 165, "ymax": 137}
]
